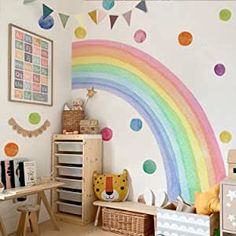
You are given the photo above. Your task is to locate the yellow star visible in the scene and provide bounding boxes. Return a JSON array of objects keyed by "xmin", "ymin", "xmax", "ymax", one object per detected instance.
[{"xmin": 87, "ymin": 87, "xmax": 97, "ymax": 98}]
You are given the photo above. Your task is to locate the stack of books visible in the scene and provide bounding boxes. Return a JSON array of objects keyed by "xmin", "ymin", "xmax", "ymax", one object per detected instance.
[{"xmin": 0, "ymin": 159, "xmax": 36, "ymax": 189}]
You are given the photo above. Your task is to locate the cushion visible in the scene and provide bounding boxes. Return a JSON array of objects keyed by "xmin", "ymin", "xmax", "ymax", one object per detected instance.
[{"xmin": 93, "ymin": 169, "xmax": 129, "ymax": 202}]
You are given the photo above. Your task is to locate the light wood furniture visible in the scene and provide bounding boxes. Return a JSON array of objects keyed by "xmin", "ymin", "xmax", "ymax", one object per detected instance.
[
  {"xmin": 17, "ymin": 204, "xmax": 40, "ymax": 236},
  {"xmin": 93, "ymin": 200, "xmax": 157, "ymax": 232},
  {"xmin": 220, "ymin": 178, "xmax": 236, "ymax": 236},
  {"xmin": 52, "ymin": 134, "xmax": 102, "ymax": 225},
  {"xmin": 0, "ymin": 181, "xmax": 63, "ymax": 236}
]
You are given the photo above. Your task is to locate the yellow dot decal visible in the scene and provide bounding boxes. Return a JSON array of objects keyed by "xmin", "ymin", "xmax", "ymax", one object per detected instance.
[
  {"xmin": 74, "ymin": 27, "xmax": 87, "ymax": 39},
  {"xmin": 220, "ymin": 131, "xmax": 232, "ymax": 143}
]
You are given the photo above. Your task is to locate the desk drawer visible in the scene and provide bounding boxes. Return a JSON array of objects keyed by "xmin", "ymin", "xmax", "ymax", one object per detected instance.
[
  {"xmin": 56, "ymin": 177, "xmax": 82, "ymax": 190},
  {"xmin": 57, "ymin": 189, "xmax": 82, "ymax": 202},
  {"xmin": 58, "ymin": 201, "xmax": 82, "ymax": 216},
  {"xmin": 56, "ymin": 166, "xmax": 82, "ymax": 177}
]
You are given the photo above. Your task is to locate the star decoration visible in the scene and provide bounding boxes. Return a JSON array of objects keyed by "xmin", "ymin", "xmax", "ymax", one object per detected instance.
[
  {"xmin": 233, "ymin": 222, "xmax": 236, "ymax": 227},
  {"xmin": 227, "ymin": 190, "xmax": 236, "ymax": 201},
  {"xmin": 227, "ymin": 203, "xmax": 232, "ymax": 207},
  {"xmin": 87, "ymin": 87, "xmax": 97, "ymax": 98},
  {"xmin": 228, "ymin": 214, "xmax": 235, "ymax": 222}
]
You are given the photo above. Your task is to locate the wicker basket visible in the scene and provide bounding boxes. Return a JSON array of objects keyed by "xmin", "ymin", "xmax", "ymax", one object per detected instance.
[
  {"xmin": 62, "ymin": 110, "xmax": 85, "ymax": 132},
  {"xmin": 102, "ymin": 208, "xmax": 154, "ymax": 236}
]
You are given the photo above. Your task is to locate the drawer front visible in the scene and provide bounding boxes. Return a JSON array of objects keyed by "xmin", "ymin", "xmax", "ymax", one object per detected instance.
[
  {"xmin": 56, "ymin": 177, "xmax": 82, "ymax": 190},
  {"xmin": 57, "ymin": 166, "xmax": 82, "ymax": 177},
  {"xmin": 58, "ymin": 202, "xmax": 82, "ymax": 216},
  {"xmin": 57, "ymin": 143, "xmax": 82, "ymax": 152},
  {"xmin": 222, "ymin": 183, "xmax": 236, "ymax": 231},
  {"xmin": 57, "ymin": 154, "xmax": 83, "ymax": 165},
  {"xmin": 57, "ymin": 189, "xmax": 82, "ymax": 202}
]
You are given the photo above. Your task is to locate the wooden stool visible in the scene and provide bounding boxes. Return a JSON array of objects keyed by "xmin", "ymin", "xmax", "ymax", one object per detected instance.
[{"xmin": 17, "ymin": 204, "xmax": 40, "ymax": 236}]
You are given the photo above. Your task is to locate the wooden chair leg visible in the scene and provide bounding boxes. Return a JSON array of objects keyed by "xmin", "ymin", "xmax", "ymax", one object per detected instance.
[
  {"xmin": 0, "ymin": 216, "xmax": 7, "ymax": 236},
  {"xmin": 29, "ymin": 212, "xmax": 40, "ymax": 236},
  {"xmin": 17, "ymin": 212, "xmax": 28, "ymax": 236},
  {"xmin": 94, "ymin": 206, "xmax": 101, "ymax": 227}
]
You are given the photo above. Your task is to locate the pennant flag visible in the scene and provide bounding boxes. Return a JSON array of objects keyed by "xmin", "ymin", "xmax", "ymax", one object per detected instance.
[
  {"xmin": 23, "ymin": 0, "xmax": 37, "ymax": 4},
  {"xmin": 58, "ymin": 13, "xmax": 70, "ymax": 28},
  {"xmin": 123, "ymin": 10, "xmax": 132, "ymax": 26},
  {"xmin": 135, "ymin": 1, "xmax": 148, "ymax": 13},
  {"xmin": 97, "ymin": 10, "xmax": 107, "ymax": 24},
  {"xmin": 88, "ymin": 10, "xmax": 97, "ymax": 24},
  {"xmin": 75, "ymin": 15, "xmax": 85, "ymax": 27},
  {"xmin": 43, "ymin": 4, "xmax": 53, "ymax": 19},
  {"xmin": 109, "ymin": 15, "xmax": 118, "ymax": 29}
]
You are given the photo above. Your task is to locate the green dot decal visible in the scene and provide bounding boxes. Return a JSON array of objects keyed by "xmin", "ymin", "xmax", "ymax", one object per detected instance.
[
  {"xmin": 143, "ymin": 160, "xmax": 157, "ymax": 174},
  {"xmin": 28, "ymin": 112, "xmax": 41, "ymax": 125},
  {"xmin": 219, "ymin": 9, "xmax": 232, "ymax": 21}
]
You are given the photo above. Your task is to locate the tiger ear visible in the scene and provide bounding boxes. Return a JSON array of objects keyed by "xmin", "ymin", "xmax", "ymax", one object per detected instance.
[
  {"xmin": 123, "ymin": 169, "xmax": 128, "ymax": 176},
  {"xmin": 93, "ymin": 171, "xmax": 98, "ymax": 178}
]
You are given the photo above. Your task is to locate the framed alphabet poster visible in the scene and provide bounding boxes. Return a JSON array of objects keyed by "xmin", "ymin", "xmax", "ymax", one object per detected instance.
[{"xmin": 8, "ymin": 24, "xmax": 53, "ymax": 106}]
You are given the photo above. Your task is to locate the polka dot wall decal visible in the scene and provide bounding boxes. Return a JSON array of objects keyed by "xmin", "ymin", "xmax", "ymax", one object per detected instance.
[
  {"xmin": 214, "ymin": 63, "xmax": 225, "ymax": 76},
  {"xmin": 101, "ymin": 127, "xmax": 113, "ymax": 141},
  {"xmin": 4, "ymin": 142, "xmax": 19, "ymax": 157},
  {"xmin": 103, "ymin": 0, "xmax": 115, "ymax": 10},
  {"xmin": 28, "ymin": 112, "xmax": 41, "ymax": 125},
  {"xmin": 38, "ymin": 15, "xmax": 54, "ymax": 30},
  {"xmin": 134, "ymin": 29, "xmax": 147, "ymax": 43},
  {"xmin": 178, "ymin": 31, "xmax": 193, "ymax": 46},
  {"xmin": 220, "ymin": 131, "xmax": 232, "ymax": 143},
  {"xmin": 143, "ymin": 160, "xmax": 157, "ymax": 174},
  {"xmin": 74, "ymin": 27, "xmax": 87, "ymax": 39},
  {"xmin": 219, "ymin": 9, "xmax": 232, "ymax": 21},
  {"xmin": 130, "ymin": 118, "xmax": 142, "ymax": 131}
]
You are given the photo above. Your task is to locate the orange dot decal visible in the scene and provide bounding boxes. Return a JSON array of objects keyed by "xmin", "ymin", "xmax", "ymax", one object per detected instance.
[
  {"xmin": 4, "ymin": 142, "xmax": 19, "ymax": 157},
  {"xmin": 178, "ymin": 31, "xmax": 193, "ymax": 46}
]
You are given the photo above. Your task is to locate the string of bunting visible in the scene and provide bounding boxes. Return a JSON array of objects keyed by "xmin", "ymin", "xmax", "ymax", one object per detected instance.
[{"xmin": 23, "ymin": 0, "xmax": 148, "ymax": 30}]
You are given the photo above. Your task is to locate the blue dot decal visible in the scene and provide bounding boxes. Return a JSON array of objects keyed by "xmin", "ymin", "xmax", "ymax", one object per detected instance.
[
  {"xmin": 130, "ymin": 118, "xmax": 142, "ymax": 131},
  {"xmin": 38, "ymin": 15, "xmax": 54, "ymax": 30},
  {"xmin": 103, "ymin": 0, "xmax": 115, "ymax": 10}
]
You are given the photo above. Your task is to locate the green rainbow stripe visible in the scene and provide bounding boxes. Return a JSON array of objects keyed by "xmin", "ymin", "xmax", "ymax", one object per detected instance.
[{"xmin": 72, "ymin": 40, "xmax": 225, "ymax": 203}]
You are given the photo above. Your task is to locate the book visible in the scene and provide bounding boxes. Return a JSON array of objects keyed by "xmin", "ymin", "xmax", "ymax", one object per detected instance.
[
  {"xmin": 19, "ymin": 161, "xmax": 36, "ymax": 186},
  {"xmin": 13, "ymin": 158, "xmax": 28, "ymax": 187},
  {"xmin": 4, "ymin": 161, "xmax": 11, "ymax": 189},
  {"xmin": 0, "ymin": 161, "xmax": 5, "ymax": 189}
]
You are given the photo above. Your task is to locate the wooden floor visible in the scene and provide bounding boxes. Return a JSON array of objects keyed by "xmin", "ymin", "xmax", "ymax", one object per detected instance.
[{"xmin": 11, "ymin": 220, "xmax": 117, "ymax": 236}]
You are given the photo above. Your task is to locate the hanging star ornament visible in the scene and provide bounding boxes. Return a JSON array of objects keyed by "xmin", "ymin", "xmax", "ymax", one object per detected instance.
[{"xmin": 87, "ymin": 87, "xmax": 97, "ymax": 98}]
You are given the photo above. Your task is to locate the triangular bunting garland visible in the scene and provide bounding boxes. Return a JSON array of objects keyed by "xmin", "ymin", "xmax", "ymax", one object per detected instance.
[
  {"xmin": 58, "ymin": 13, "xmax": 70, "ymax": 28},
  {"xmin": 75, "ymin": 15, "xmax": 85, "ymax": 26},
  {"xmin": 43, "ymin": 4, "xmax": 53, "ymax": 19},
  {"xmin": 109, "ymin": 15, "xmax": 118, "ymax": 29},
  {"xmin": 88, "ymin": 10, "xmax": 97, "ymax": 24},
  {"xmin": 23, "ymin": 0, "xmax": 37, "ymax": 4},
  {"xmin": 122, "ymin": 10, "xmax": 132, "ymax": 26},
  {"xmin": 97, "ymin": 10, "xmax": 107, "ymax": 24},
  {"xmin": 135, "ymin": 1, "xmax": 148, "ymax": 13}
]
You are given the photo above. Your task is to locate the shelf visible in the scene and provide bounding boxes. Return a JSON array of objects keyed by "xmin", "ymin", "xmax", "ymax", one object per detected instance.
[{"xmin": 55, "ymin": 153, "xmax": 83, "ymax": 157}]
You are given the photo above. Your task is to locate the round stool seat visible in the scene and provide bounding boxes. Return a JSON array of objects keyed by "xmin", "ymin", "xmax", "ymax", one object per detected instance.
[{"xmin": 17, "ymin": 204, "xmax": 40, "ymax": 213}]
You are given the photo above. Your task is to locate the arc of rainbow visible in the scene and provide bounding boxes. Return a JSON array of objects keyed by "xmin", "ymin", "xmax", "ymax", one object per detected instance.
[{"xmin": 72, "ymin": 40, "xmax": 225, "ymax": 203}]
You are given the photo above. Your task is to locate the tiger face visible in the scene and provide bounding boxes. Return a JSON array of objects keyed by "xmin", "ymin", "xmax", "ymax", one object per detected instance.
[{"xmin": 93, "ymin": 169, "xmax": 129, "ymax": 202}]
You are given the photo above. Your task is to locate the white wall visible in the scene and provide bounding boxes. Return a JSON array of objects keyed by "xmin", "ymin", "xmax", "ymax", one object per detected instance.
[
  {"xmin": 0, "ymin": 0, "xmax": 71, "ymax": 233},
  {"xmin": 71, "ymin": 1, "xmax": 236, "ymax": 201}
]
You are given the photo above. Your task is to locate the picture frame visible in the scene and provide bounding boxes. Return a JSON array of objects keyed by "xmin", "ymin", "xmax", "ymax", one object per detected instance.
[{"xmin": 8, "ymin": 24, "xmax": 53, "ymax": 106}]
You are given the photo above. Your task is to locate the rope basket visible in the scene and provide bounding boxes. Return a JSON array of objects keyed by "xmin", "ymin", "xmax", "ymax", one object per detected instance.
[
  {"xmin": 62, "ymin": 110, "xmax": 85, "ymax": 132},
  {"xmin": 102, "ymin": 208, "xmax": 154, "ymax": 236}
]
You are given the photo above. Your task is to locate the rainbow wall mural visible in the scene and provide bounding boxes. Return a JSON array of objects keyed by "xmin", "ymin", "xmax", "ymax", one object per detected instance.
[{"xmin": 72, "ymin": 40, "xmax": 225, "ymax": 203}]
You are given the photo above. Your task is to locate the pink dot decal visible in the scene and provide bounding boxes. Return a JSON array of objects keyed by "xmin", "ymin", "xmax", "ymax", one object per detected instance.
[
  {"xmin": 214, "ymin": 64, "xmax": 225, "ymax": 76},
  {"xmin": 101, "ymin": 127, "xmax": 113, "ymax": 141},
  {"xmin": 134, "ymin": 29, "xmax": 147, "ymax": 43}
]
